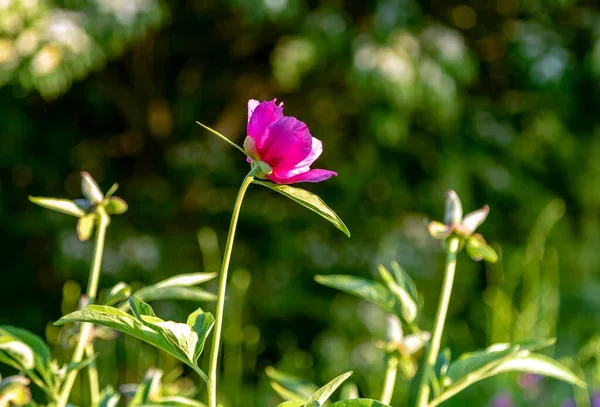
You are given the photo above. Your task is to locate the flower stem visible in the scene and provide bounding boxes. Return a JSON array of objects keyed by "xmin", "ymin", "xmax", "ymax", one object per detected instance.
[
  {"xmin": 415, "ymin": 237, "xmax": 460, "ymax": 407},
  {"xmin": 380, "ymin": 355, "xmax": 399, "ymax": 404},
  {"xmin": 85, "ymin": 344, "xmax": 99, "ymax": 406},
  {"xmin": 207, "ymin": 174, "xmax": 254, "ymax": 407},
  {"xmin": 56, "ymin": 208, "xmax": 110, "ymax": 407}
]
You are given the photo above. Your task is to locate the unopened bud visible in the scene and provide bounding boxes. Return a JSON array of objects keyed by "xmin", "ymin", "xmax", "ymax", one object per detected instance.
[
  {"xmin": 444, "ymin": 190, "xmax": 463, "ymax": 226},
  {"xmin": 81, "ymin": 172, "xmax": 104, "ymax": 205}
]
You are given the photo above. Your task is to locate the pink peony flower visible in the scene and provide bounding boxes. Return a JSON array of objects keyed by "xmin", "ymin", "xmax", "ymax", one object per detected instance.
[{"xmin": 243, "ymin": 99, "xmax": 337, "ymax": 184}]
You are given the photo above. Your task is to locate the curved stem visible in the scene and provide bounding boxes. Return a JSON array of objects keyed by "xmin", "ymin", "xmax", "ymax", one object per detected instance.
[
  {"xmin": 380, "ymin": 355, "xmax": 399, "ymax": 404},
  {"xmin": 56, "ymin": 209, "xmax": 110, "ymax": 407},
  {"xmin": 415, "ymin": 237, "xmax": 460, "ymax": 407},
  {"xmin": 207, "ymin": 174, "xmax": 254, "ymax": 407}
]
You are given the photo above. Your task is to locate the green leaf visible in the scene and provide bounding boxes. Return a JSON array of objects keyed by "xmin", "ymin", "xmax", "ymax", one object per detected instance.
[
  {"xmin": 446, "ymin": 340, "xmax": 553, "ymax": 383},
  {"xmin": 315, "ymin": 275, "xmax": 396, "ymax": 313},
  {"xmin": 275, "ymin": 402, "xmax": 304, "ymax": 407},
  {"xmin": 95, "ymin": 386, "xmax": 121, "ymax": 407},
  {"xmin": 253, "ymin": 180, "xmax": 350, "ymax": 237},
  {"xmin": 104, "ymin": 282, "xmax": 132, "ymax": 306},
  {"xmin": 486, "ymin": 353, "xmax": 586, "ymax": 387},
  {"xmin": 128, "ymin": 368, "xmax": 162, "ymax": 406},
  {"xmin": 29, "ymin": 197, "xmax": 85, "ymax": 217},
  {"xmin": 77, "ymin": 213, "xmax": 96, "ymax": 241},
  {"xmin": 339, "ymin": 382, "xmax": 359, "ymax": 399},
  {"xmin": 265, "ymin": 367, "xmax": 317, "ymax": 400},
  {"xmin": 305, "ymin": 371, "xmax": 353, "ymax": 405},
  {"xmin": 149, "ymin": 396, "xmax": 207, "ymax": 407},
  {"xmin": 329, "ymin": 400, "xmax": 391, "ymax": 407},
  {"xmin": 55, "ymin": 301, "xmax": 212, "ymax": 382},
  {"xmin": 186, "ymin": 308, "xmax": 215, "ymax": 362},
  {"xmin": 378, "ymin": 265, "xmax": 417, "ymax": 323},
  {"xmin": 389, "ymin": 261, "xmax": 418, "ymax": 301},
  {"xmin": 105, "ymin": 197, "xmax": 128, "ymax": 215},
  {"xmin": 135, "ymin": 287, "xmax": 217, "ymax": 304},
  {"xmin": 466, "ymin": 235, "xmax": 498, "ymax": 263}
]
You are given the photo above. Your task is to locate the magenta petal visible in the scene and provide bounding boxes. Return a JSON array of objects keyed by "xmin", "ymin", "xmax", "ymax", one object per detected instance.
[
  {"xmin": 260, "ymin": 116, "xmax": 313, "ymax": 170},
  {"xmin": 283, "ymin": 137, "xmax": 323, "ymax": 177},
  {"xmin": 268, "ymin": 169, "xmax": 337, "ymax": 184},
  {"xmin": 247, "ymin": 99, "xmax": 260, "ymax": 122},
  {"xmin": 247, "ymin": 100, "xmax": 284, "ymax": 148}
]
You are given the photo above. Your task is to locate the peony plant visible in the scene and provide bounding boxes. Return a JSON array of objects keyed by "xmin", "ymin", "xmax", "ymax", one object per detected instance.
[{"xmin": 0, "ymin": 99, "xmax": 587, "ymax": 407}]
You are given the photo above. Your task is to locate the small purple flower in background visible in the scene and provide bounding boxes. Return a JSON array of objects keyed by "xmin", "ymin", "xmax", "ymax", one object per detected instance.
[
  {"xmin": 489, "ymin": 392, "xmax": 516, "ymax": 407},
  {"xmin": 518, "ymin": 373, "xmax": 543, "ymax": 390},
  {"xmin": 243, "ymin": 99, "xmax": 337, "ymax": 184},
  {"xmin": 591, "ymin": 392, "xmax": 600, "ymax": 407},
  {"xmin": 560, "ymin": 398, "xmax": 577, "ymax": 407}
]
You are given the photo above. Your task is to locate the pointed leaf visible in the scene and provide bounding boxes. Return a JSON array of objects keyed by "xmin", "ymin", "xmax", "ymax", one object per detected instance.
[
  {"xmin": 271, "ymin": 381, "xmax": 306, "ymax": 402},
  {"xmin": 29, "ymin": 197, "xmax": 85, "ymax": 217},
  {"xmin": 329, "ymin": 400, "xmax": 391, "ymax": 407},
  {"xmin": 77, "ymin": 214, "xmax": 96, "ymax": 241},
  {"xmin": 315, "ymin": 275, "xmax": 396, "ymax": 313},
  {"xmin": 389, "ymin": 262, "xmax": 418, "ymax": 302},
  {"xmin": 186, "ymin": 309, "xmax": 215, "ymax": 362},
  {"xmin": 275, "ymin": 402, "xmax": 304, "ymax": 407},
  {"xmin": 486, "ymin": 353, "xmax": 585, "ymax": 387},
  {"xmin": 305, "ymin": 371, "xmax": 353, "ymax": 405},
  {"xmin": 128, "ymin": 368, "xmax": 162, "ymax": 406},
  {"xmin": 140, "ymin": 273, "xmax": 218, "ymax": 289},
  {"xmin": 378, "ymin": 265, "xmax": 417, "ymax": 323},
  {"xmin": 55, "ymin": 305, "xmax": 208, "ymax": 382},
  {"xmin": 134, "ymin": 287, "xmax": 217, "ymax": 304},
  {"xmin": 105, "ymin": 197, "xmax": 128, "ymax": 215},
  {"xmin": 153, "ymin": 396, "xmax": 207, "ymax": 406},
  {"xmin": 253, "ymin": 180, "xmax": 350, "ymax": 237},
  {"xmin": 104, "ymin": 282, "xmax": 132, "ymax": 306},
  {"xmin": 265, "ymin": 367, "xmax": 317, "ymax": 400}
]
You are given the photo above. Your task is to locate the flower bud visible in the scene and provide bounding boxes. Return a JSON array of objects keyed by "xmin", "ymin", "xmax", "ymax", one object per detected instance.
[
  {"xmin": 243, "ymin": 136, "xmax": 260, "ymax": 160},
  {"xmin": 461, "ymin": 205, "xmax": 489, "ymax": 235}
]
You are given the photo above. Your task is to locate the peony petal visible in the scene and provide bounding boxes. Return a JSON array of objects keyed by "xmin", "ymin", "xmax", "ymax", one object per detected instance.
[
  {"xmin": 247, "ymin": 99, "xmax": 284, "ymax": 148},
  {"xmin": 247, "ymin": 99, "xmax": 260, "ymax": 122},
  {"xmin": 282, "ymin": 136, "xmax": 323, "ymax": 177},
  {"xmin": 260, "ymin": 116, "xmax": 313, "ymax": 170},
  {"xmin": 268, "ymin": 169, "xmax": 337, "ymax": 184}
]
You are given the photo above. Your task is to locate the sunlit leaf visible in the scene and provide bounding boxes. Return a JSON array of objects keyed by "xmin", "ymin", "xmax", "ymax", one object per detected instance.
[
  {"xmin": 304, "ymin": 371, "xmax": 352, "ymax": 405},
  {"xmin": 29, "ymin": 197, "xmax": 85, "ymax": 217},
  {"xmin": 104, "ymin": 282, "xmax": 132, "ymax": 306},
  {"xmin": 55, "ymin": 299, "xmax": 212, "ymax": 383},
  {"xmin": 135, "ymin": 287, "xmax": 217, "ymax": 304},
  {"xmin": 315, "ymin": 275, "xmax": 396, "ymax": 313},
  {"xmin": 275, "ymin": 401, "xmax": 304, "ymax": 407},
  {"xmin": 329, "ymin": 400, "xmax": 391, "ymax": 407},
  {"xmin": 265, "ymin": 367, "xmax": 317, "ymax": 400},
  {"xmin": 378, "ymin": 265, "xmax": 417, "ymax": 323},
  {"xmin": 253, "ymin": 180, "xmax": 350, "ymax": 237}
]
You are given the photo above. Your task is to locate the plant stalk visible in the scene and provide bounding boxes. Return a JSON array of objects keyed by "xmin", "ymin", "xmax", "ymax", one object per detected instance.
[
  {"xmin": 56, "ymin": 208, "xmax": 110, "ymax": 407},
  {"xmin": 415, "ymin": 237, "xmax": 460, "ymax": 407},
  {"xmin": 380, "ymin": 355, "xmax": 399, "ymax": 404},
  {"xmin": 207, "ymin": 174, "xmax": 254, "ymax": 407},
  {"xmin": 85, "ymin": 344, "xmax": 99, "ymax": 406}
]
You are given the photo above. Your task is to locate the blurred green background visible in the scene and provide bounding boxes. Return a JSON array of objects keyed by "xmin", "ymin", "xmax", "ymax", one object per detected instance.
[{"xmin": 1, "ymin": 0, "xmax": 600, "ymax": 406}]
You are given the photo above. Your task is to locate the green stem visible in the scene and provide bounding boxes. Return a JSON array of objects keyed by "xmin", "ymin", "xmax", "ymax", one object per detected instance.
[
  {"xmin": 207, "ymin": 174, "xmax": 254, "ymax": 407},
  {"xmin": 380, "ymin": 355, "xmax": 398, "ymax": 404},
  {"xmin": 56, "ymin": 209, "xmax": 110, "ymax": 407},
  {"xmin": 85, "ymin": 344, "xmax": 100, "ymax": 406},
  {"xmin": 415, "ymin": 237, "xmax": 460, "ymax": 407}
]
